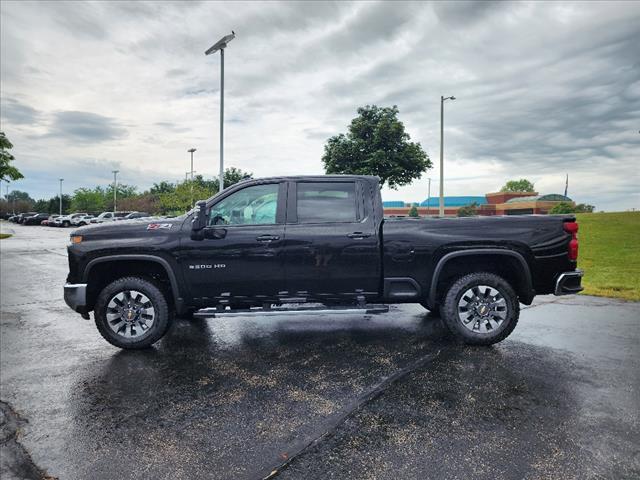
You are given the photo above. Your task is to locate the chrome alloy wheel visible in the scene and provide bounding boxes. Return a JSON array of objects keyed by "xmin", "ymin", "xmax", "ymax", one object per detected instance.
[
  {"xmin": 106, "ymin": 290, "xmax": 155, "ymax": 338},
  {"xmin": 457, "ymin": 285, "xmax": 507, "ymax": 334}
]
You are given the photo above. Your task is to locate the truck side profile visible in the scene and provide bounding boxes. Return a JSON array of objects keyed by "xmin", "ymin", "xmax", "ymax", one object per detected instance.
[{"xmin": 64, "ymin": 175, "xmax": 583, "ymax": 349}]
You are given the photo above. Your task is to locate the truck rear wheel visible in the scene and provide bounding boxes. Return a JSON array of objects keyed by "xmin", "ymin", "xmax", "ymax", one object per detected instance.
[
  {"xmin": 440, "ymin": 272, "xmax": 519, "ymax": 346},
  {"xmin": 94, "ymin": 276, "xmax": 172, "ymax": 349}
]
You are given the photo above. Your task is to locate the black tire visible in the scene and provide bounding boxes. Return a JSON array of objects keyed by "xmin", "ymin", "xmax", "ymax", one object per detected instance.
[
  {"xmin": 440, "ymin": 272, "xmax": 519, "ymax": 346},
  {"xmin": 94, "ymin": 276, "xmax": 172, "ymax": 349},
  {"xmin": 63, "ymin": 221, "xmax": 70, "ymax": 227}
]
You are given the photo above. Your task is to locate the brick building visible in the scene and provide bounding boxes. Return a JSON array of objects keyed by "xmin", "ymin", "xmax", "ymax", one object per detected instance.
[{"xmin": 383, "ymin": 191, "xmax": 574, "ymax": 216}]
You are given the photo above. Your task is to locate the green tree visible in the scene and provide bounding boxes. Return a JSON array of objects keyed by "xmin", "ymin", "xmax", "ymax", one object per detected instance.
[
  {"xmin": 7, "ymin": 190, "xmax": 34, "ymax": 205},
  {"xmin": 574, "ymin": 203, "xmax": 595, "ymax": 213},
  {"xmin": 322, "ymin": 105, "xmax": 431, "ymax": 189},
  {"xmin": 408, "ymin": 205, "xmax": 419, "ymax": 217},
  {"xmin": 71, "ymin": 187, "xmax": 107, "ymax": 213},
  {"xmin": 34, "ymin": 199, "xmax": 49, "ymax": 212},
  {"xmin": 0, "ymin": 132, "xmax": 23, "ymax": 182},
  {"xmin": 150, "ymin": 181, "xmax": 176, "ymax": 195},
  {"xmin": 48, "ymin": 194, "xmax": 72, "ymax": 214},
  {"xmin": 457, "ymin": 202, "xmax": 478, "ymax": 217},
  {"xmin": 160, "ymin": 180, "xmax": 214, "ymax": 214},
  {"xmin": 500, "ymin": 179, "xmax": 535, "ymax": 192},
  {"xmin": 549, "ymin": 202, "xmax": 576, "ymax": 214}
]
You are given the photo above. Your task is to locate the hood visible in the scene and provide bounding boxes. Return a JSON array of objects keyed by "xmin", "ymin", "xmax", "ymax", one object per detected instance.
[{"xmin": 71, "ymin": 216, "xmax": 186, "ymax": 239}]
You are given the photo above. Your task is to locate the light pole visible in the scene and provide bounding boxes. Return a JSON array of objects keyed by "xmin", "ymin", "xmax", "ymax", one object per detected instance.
[
  {"xmin": 205, "ymin": 31, "xmax": 235, "ymax": 193},
  {"xmin": 59, "ymin": 178, "xmax": 64, "ymax": 215},
  {"xmin": 188, "ymin": 148, "xmax": 197, "ymax": 207},
  {"xmin": 427, "ymin": 177, "xmax": 431, "ymax": 216},
  {"xmin": 439, "ymin": 95, "xmax": 455, "ymax": 217},
  {"xmin": 112, "ymin": 170, "xmax": 119, "ymax": 214}
]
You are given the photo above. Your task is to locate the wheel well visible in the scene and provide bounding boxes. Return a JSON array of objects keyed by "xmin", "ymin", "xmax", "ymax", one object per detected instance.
[
  {"xmin": 86, "ymin": 260, "xmax": 174, "ymax": 311},
  {"xmin": 433, "ymin": 254, "xmax": 532, "ymax": 305}
]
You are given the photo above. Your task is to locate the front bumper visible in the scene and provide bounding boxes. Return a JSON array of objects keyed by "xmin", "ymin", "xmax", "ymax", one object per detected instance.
[
  {"xmin": 554, "ymin": 270, "xmax": 584, "ymax": 296},
  {"xmin": 64, "ymin": 283, "xmax": 88, "ymax": 313}
]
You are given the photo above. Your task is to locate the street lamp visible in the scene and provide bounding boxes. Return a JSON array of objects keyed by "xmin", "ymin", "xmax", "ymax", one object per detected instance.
[
  {"xmin": 188, "ymin": 148, "xmax": 197, "ymax": 207},
  {"xmin": 205, "ymin": 31, "xmax": 235, "ymax": 193},
  {"xmin": 59, "ymin": 178, "xmax": 64, "ymax": 215},
  {"xmin": 427, "ymin": 177, "xmax": 431, "ymax": 215},
  {"xmin": 112, "ymin": 170, "xmax": 119, "ymax": 214},
  {"xmin": 439, "ymin": 95, "xmax": 455, "ymax": 217}
]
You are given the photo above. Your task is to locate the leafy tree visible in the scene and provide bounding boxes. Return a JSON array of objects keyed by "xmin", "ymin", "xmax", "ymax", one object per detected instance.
[
  {"xmin": 119, "ymin": 193, "xmax": 161, "ymax": 215},
  {"xmin": 408, "ymin": 205, "xmax": 419, "ymax": 217},
  {"xmin": 34, "ymin": 199, "xmax": 49, "ymax": 212},
  {"xmin": 48, "ymin": 194, "xmax": 72, "ymax": 214},
  {"xmin": 150, "ymin": 181, "xmax": 176, "ymax": 195},
  {"xmin": 574, "ymin": 203, "xmax": 595, "ymax": 213},
  {"xmin": 322, "ymin": 105, "xmax": 431, "ymax": 189},
  {"xmin": 71, "ymin": 187, "xmax": 107, "ymax": 213},
  {"xmin": 160, "ymin": 180, "xmax": 214, "ymax": 214},
  {"xmin": 7, "ymin": 190, "xmax": 33, "ymax": 203},
  {"xmin": 457, "ymin": 202, "xmax": 478, "ymax": 217},
  {"xmin": 549, "ymin": 202, "xmax": 576, "ymax": 214},
  {"xmin": 500, "ymin": 179, "xmax": 535, "ymax": 193},
  {"xmin": 0, "ymin": 132, "xmax": 23, "ymax": 182}
]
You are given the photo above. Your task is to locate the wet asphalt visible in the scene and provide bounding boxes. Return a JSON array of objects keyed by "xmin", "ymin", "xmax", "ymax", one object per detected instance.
[{"xmin": 0, "ymin": 222, "xmax": 638, "ymax": 480}]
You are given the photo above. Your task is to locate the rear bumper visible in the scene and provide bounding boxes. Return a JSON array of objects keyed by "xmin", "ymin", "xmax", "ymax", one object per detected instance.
[
  {"xmin": 64, "ymin": 283, "xmax": 88, "ymax": 313},
  {"xmin": 554, "ymin": 270, "xmax": 584, "ymax": 296}
]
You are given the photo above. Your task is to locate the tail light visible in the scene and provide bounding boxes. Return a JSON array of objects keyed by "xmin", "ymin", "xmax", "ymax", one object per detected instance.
[{"xmin": 563, "ymin": 221, "xmax": 579, "ymax": 261}]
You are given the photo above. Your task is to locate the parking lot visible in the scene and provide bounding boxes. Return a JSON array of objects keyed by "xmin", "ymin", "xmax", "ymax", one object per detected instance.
[{"xmin": 1, "ymin": 222, "xmax": 639, "ymax": 479}]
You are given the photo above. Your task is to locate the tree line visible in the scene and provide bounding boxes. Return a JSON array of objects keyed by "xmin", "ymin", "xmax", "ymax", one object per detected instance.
[{"xmin": 0, "ymin": 167, "xmax": 252, "ymax": 216}]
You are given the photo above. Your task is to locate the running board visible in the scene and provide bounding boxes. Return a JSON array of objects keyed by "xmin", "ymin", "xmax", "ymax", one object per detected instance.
[{"xmin": 193, "ymin": 304, "xmax": 389, "ymax": 319}]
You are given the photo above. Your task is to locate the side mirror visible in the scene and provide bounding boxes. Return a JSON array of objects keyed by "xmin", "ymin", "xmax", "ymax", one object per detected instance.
[
  {"xmin": 191, "ymin": 200, "xmax": 207, "ymax": 231},
  {"xmin": 204, "ymin": 227, "xmax": 227, "ymax": 240}
]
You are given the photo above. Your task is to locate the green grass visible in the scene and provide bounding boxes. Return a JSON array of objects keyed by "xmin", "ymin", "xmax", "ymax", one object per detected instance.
[
  {"xmin": 576, "ymin": 211, "xmax": 640, "ymax": 301},
  {"xmin": 0, "ymin": 233, "xmax": 12, "ymax": 239}
]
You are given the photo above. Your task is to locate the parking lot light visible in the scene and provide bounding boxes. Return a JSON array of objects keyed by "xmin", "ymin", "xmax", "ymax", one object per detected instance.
[
  {"xmin": 205, "ymin": 31, "xmax": 235, "ymax": 193},
  {"xmin": 59, "ymin": 178, "xmax": 64, "ymax": 215},
  {"xmin": 439, "ymin": 95, "xmax": 455, "ymax": 217},
  {"xmin": 112, "ymin": 170, "xmax": 119, "ymax": 214}
]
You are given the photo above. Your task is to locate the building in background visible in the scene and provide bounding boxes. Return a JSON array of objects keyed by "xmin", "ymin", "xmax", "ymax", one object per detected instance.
[{"xmin": 383, "ymin": 191, "xmax": 575, "ymax": 216}]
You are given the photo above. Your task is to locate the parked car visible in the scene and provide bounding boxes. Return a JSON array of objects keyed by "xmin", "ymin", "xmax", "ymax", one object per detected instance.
[
  {"xmin": 17, "ymin": 212, "xmax": 37, "ymax": 224},
  {"xmin": 42, "ymin": 215, "xmax": 60, "ymax": 226},
  {"xmin": 71, "ymin": 214, "xmax": 95, "ymax": 227},
  {"xmin": 90, "ymin": 211, "xmax": 131, "ymax": 224},
  {"xmin": 64, "ymin": 175, "xmax": 583, "ymax": 349},
  {"xmin": 55, "ymin": 213, "xmax": 88, "ymax": 227},
  {"xmin": 8, "ymin": 215, "xmax": 18, "ymax": 222},
  {"xmin": 23, "ymin": 213, "xmax": 50, "ymax": 225}
]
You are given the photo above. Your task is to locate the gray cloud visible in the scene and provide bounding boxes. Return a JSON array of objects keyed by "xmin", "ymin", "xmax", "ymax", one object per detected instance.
[
  {"xmin": 44, "ymin": 111, "xmax": 128, "ymax": 143},
  {"xmin": 0, "ymin": 98, "xmax": 40, "ymax": 125}
]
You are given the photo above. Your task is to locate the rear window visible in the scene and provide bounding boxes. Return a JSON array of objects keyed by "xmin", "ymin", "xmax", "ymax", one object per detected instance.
[{"xmin": 296, "ymin": 182, "xmax": 357, "ymax": 223}]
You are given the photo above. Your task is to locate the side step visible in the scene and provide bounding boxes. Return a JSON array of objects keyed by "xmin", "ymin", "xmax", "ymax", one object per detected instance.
[{"xmin": 193, "ymin": 304, "xmax": 389, "ymax": 319}]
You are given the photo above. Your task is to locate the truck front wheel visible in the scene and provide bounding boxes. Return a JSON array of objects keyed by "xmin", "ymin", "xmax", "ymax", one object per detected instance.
[
  {"xmin": 440, "ymin": 272, "xmax": 519, "ymax": 346},
  {"xmin": 94, "ymin": 276, "xmax": 172, "ymax": 349}
]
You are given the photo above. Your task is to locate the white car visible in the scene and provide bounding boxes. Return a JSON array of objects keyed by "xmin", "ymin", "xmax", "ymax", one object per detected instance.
[
  {"xmin": 71, "ymin": 214, "xmax": 95, "ymax": 227},
  {"xmin": 90, "ymin": 212, "xmax": 130, "ymax": 224},
  {"xmin": 55, "ymin": 213, "xmax": 87, "ymax": 228}
]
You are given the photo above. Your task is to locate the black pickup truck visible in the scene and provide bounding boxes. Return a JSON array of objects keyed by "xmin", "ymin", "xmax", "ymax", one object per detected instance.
[{"xmin": 64, "ymin": 175, "xmax": 583, "ymax": 349}]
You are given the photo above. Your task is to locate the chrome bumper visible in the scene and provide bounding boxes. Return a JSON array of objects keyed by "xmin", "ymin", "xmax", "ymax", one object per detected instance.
[
  {"xmin": 64, "ymin": 283, "xmax": 87, "ymax": 313},
  {"xmin": 554, "ymin": 270, "xmax": 584, "ymax": 296}
]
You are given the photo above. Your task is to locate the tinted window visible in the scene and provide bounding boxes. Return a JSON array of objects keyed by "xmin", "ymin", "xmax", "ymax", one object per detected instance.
[
  {"xmin": 209, "ymin": 183, "xmax": 279, "ymax": 226},
  {"xmin": 296, "ymin": 182, "xmax": 357, "ymax": 223}
]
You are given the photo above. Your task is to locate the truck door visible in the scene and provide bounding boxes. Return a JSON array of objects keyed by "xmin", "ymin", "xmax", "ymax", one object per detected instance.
[
  {"xmin": 282, "ymin": 180, "xmax": 380, "ymax": 302},
  {"xmin": 179, "ymin": 182, "xmax": 287, "ymax": 305}
]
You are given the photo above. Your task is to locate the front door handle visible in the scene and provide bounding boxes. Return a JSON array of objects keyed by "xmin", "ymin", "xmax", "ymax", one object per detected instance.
[
  {"xmin": 256, "ymin": 234, "xmax": 280, "ymax": 242},
  {"xmin": 347, "ymin": 232, "xmax": 371, "ymax": 239}
]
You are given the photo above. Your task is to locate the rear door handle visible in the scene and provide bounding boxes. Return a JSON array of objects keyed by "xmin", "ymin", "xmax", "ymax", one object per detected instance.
[
  {"xmin": 347, "ymin": 232, "xmax": 370, "ymax": 239},
  {"xmin": 256, "ymin": 234, "xmax": 280, "ymax": 242}
]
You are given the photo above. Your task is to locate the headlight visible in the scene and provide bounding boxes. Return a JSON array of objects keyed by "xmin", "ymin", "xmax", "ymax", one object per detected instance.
[{"xmin": 70, "ymin": 235, "xmax": 83, "ymax": 245}]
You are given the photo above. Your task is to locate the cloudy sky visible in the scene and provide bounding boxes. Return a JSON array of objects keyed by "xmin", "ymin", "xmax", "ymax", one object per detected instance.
[{"xmin": 1, "ymin": 1, "xmax": 639, "ymax": 210}]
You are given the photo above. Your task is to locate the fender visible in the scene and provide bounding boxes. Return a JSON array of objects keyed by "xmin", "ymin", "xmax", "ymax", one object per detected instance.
[
  {"xmin": 428, "ymin": 248, "xmax": 534, "ymax": 308},
  {"xmin": 83, "ymin": 254, "xmax": 185, "ymax": 313}
]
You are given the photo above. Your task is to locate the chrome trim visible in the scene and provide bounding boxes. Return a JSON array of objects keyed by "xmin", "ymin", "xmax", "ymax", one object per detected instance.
[
  {"xmin": 64, "ymin": 283, "xmax": 88, "ymax": 312},
  {"xmin": 554, "ymin": 270, "xmax": 584, "ymax": 296}
]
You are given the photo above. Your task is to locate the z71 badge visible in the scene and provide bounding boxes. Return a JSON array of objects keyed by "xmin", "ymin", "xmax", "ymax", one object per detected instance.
[{"xmin": 147, "ymin": 223, "xmax": 173, "ymax": 230}]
